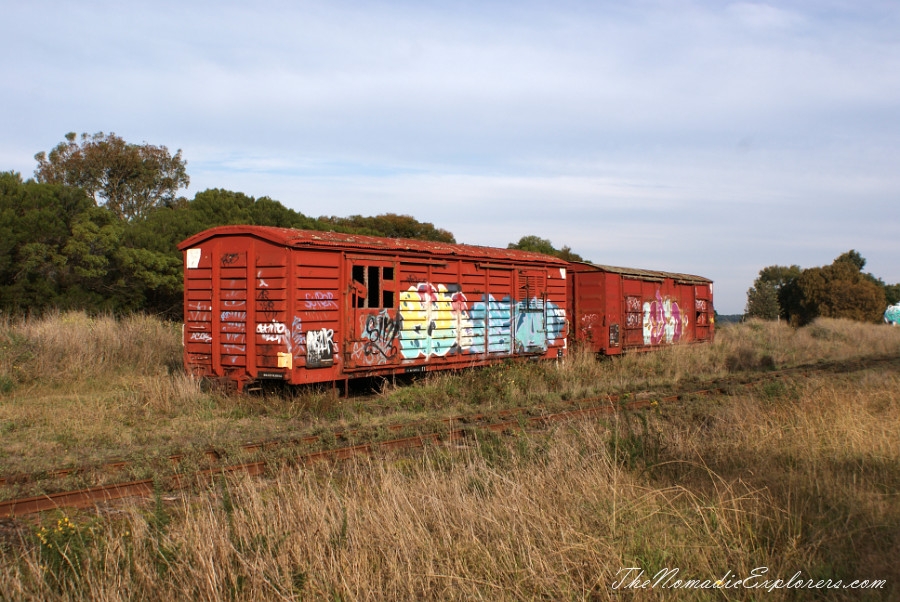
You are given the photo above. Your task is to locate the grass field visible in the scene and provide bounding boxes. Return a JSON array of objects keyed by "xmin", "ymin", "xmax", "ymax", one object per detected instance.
[{"xmin": 1, "ymin": 313, "xmax": 899, "ymax": 600}]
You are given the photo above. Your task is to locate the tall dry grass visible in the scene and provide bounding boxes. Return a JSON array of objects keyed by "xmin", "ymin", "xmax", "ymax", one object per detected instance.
[
  {"xmin": 1, "ymin": 362, "xmax": 897, "ymax": 600},
  {"xmin": 0, "ymin": 311, "xmax": 181, "ymax": 386},
  {"xmin": 2, "ymin": 312, "xmax": 900, "ymax": 486}
]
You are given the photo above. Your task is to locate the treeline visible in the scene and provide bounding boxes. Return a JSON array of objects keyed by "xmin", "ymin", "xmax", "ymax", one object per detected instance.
[
  {"xmin": 745, "ymin": 250, "xmax": 900, "ymax": 325},
  {"xmin": 0, "ymin": 172, "xmax": 455, "ymax": 318},
  {"xmin": 4, "ymin": 132, "xmax": 596, "ymax": 319}
]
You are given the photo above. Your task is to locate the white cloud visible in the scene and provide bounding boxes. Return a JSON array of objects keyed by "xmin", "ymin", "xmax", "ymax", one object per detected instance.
[{"xmin": 2, "ymin": 0, "xmax": 900, "ymax": 313}]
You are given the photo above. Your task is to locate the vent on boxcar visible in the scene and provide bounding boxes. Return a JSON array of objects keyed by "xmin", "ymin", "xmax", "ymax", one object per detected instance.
[{"xmin": 517, "ymin": 271, "xmax": 547, "ymax": 301}]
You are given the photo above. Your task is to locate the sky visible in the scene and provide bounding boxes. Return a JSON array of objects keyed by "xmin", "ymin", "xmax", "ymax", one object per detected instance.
[{"xmin": 2, "ymin": 0, "xmax": 899, "ymax": 314}]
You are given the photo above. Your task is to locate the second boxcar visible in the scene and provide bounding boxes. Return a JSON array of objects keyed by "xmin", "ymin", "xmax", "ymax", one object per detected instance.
[
  {"xmin": 179, "ymin": 226, "xmax": 569, "ymax": 391},
  {"xmin": 567, "ymin": 262, "xmax": 713, "ymax": 355}
]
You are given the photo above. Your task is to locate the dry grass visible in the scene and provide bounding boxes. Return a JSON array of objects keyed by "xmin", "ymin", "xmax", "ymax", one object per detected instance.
[
  {"xmin": 1, "ymin": 310, "xmax": 898, "ymax": 601},
  {"xmin": 1, "ymin": 363, "xmax": 897, "ymax": 600},
  {"xmin": 1, "ymin": 313, "xmax": 899, "ymax": 483}
]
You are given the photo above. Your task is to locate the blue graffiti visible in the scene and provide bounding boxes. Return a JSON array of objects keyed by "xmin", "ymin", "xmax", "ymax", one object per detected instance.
[
  {"xmin": 513, "ymin": 299, "xmax": 565, "ymax": 353},
  {"xmin": 469, "ymin": 294, "xmax": 512, "ymax": 353},
  {"xmin": 886, "ymin": 304, "xmax": 900, "ymax": 325}
]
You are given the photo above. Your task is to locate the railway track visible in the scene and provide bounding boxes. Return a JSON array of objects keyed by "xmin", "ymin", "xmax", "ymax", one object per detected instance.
[{"xmin": 2, "ymin": 353, "xmax": 898, "ymax": 518}]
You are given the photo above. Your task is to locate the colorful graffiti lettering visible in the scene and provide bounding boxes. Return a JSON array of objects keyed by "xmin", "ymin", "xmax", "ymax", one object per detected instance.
[
  {"xmin": 514, "ymin": 299, "xmax": 565, "ymax": 353},
  {"xmin": 386, "ymin": 282, "xmax": 566, "ymax": 359},
  {"xmin": 399, "ymin": 283, "xmax": 457, "ymax": 359},
  {"xmin": 885, "ymin": 304, "xmax": 900, "ymax": 325},
  {"xmin": 642, "ymin": 291, "xmax": 689, "ymax": 345},
  {"xmin": 188, "ymin": 332, "xmax": 212, "ymax": 342},
  {"xmin": 469, "ymin": 294, "xmax": 511, "ymax": 354},
  {"xmin": 451, "ymin": 292, "xmax": 476, "ymax": 350}
]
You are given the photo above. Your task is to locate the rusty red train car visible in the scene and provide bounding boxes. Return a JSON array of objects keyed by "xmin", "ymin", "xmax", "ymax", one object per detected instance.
[
  {"xmin": 178, "ymin": 226, "xmax": 569, "ymax": 391},
  {"xmin": 567, "ymin": 262, "xmax": 714, "ymax": 355}
]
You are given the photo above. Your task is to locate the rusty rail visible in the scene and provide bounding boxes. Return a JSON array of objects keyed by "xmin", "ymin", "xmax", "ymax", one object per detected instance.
[{"xmin": 3, "ymin": 354, "xmax": 898, "ymax": 518}]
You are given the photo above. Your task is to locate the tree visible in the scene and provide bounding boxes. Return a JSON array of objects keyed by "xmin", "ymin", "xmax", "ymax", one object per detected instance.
[
  {"xmin": 744, "ymin": 281, "xmax": 780, "ymax": 320},
  {"xmin": 320, "ymin": 213, "xmax": 456, "ymax": 242},
  {"xmin": 748, "ymin": 252, "xmax": 892, "ymax": 326},
  {"xmin": 751, "ymin": 264, "xmax": 803, "ymax": 322},
  {"xmin": 0, "ymin": 171, "xmax": 93, "ymax": 311},
  {"xmin": 34, "ymin": 132, "xmax": 189, "ymax": 221},
  {"xmin": 885, "ymin": 283, "xmax": 900, "ymax": 307},
  {"xmin": 507, "ymin": 235, "xmax": 584, "ymax": 262},
  {"xmin": 797, "ymin": 256, "xmax": 885, "ymax": 324},
  {"xmin": 834, "ymin": 249, "xmax": 866, "ymax": 271}
]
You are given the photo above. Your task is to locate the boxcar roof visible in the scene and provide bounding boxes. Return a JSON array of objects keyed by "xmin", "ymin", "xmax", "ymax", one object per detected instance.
[
  {"xmin": 179, "ymin": 225, "xmax": 569, "ymax": 265},
  {"xmin": 569, "ymin": 261, "xmax": 712, "ymax": 284}
]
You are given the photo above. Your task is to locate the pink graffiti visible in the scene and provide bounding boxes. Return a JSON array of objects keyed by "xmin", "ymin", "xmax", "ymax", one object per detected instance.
[{"xmin": 643, "ymin": 291, "xmax": 688, "ymax": 345}]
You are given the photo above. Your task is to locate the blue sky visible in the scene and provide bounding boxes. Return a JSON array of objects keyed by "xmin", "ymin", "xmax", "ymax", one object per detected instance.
[{"xmin": 3, "ymin": 0, "xmax": 899, "ymax": 313}]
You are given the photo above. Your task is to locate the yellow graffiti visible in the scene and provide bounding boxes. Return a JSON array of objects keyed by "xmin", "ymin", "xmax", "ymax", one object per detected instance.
[{"xmin": 399, "ymin": 283, "xmax": 473, "ymax": 358}]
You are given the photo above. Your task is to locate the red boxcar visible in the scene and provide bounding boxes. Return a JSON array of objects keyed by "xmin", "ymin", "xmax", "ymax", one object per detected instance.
[
  {"xmin": 179, "ymin": 226, "xmax": 569, "ymax": 391},
  {"xmin": 567, "ymin": 262, "xmax": 714, "ymax": 355}
]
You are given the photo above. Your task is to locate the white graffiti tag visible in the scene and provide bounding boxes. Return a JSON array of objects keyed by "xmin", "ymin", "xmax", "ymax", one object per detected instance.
[
  {"xmin": 256, "ymin": 321, "xmax": 287, "ymax": 342},
  {"xmin": 305, "ymin": 328, "xmax": 336, "ymax": 367},
  {"xmin": 306, "ymin": 328, "xmax": 334, "ymax": 354}
]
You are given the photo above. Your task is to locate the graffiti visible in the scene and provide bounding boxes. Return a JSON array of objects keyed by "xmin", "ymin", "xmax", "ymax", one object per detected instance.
[
  {"xmin": 643, "ymin": 291, "xmax": 689, "ymax": 345},
  {"xmin": 305, "ymin": 291, "xmax": 338, "ymax": 310},
  {"xmin": 515, "ymin": 309, "xmax": 545, "ymax": 352},
  {"xmin": 580, "ymin": 313, "xmax": 600, "ymax": 340},
  {"xmin": 257, "ymin": 289, "xmax": 277, "ymax": 321},
  {"xmin": 306, "ymin": 328, "xmax": 335, "ymax": 367},
  {"xmin": 514, "ymin": 299, "xmax": 564, "ymax": 353},
  {"xmin": 223, "ymin": 331, "xmax": 246, "ymax": 356},
  {"xmin": 386, "ymin": 282, "xmax": 566, "ymax": 359},
  {"xmin": 291, "ymin": 316, "xmax": 306, "ymax": 357},
  {"xmin": 221, "ymin": 311, "xmax": 246, "ymax": 322},
  {"xmin": 625, "ymin": 312, "xmax": 641, "ymax": 328},
  {"xmin": 257, "ymin": 270, "xmax": 268, "ymax": 288},
  {"xmin": 220, "ymin": 253, "xmax": 240, "ymax": 266},
  {"xmin": 469, "ymin": 294, "xmax": 512, "ymax": 354},
  {"xmin": 399, "ymin": 283, "xmax": 457, "ymax": 359},
  {"xmin": 188, "ymin": 311, "xmax": 211, "ymax": 322},
  {"xmin": 626, "ymin": 296, "xmax": 641, "ymax": 313},
  {"xmin": 189, "ymin": 332, "xmax": 212, "ymax": 342},
  {"xmin": 546, "ymin": 302, "xmax": 566, "ymax": 342},
  {"xmin": 351, "ymin": 341, "xmax": 387, "ymax": 366},
  {"xmin": 451, "ymin": 292, "xmax": 476, "ymax": 350},
  {"xmin": 364, "ymin": 310, "xmax": 401, "ymax": 361},
  {"xmin": 886, "ymin": 304, "xmax": 900, "ymax": 325},
  {"xmin": 257, "ymin": 321, "xmax": 287, "ymax": 342}
]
